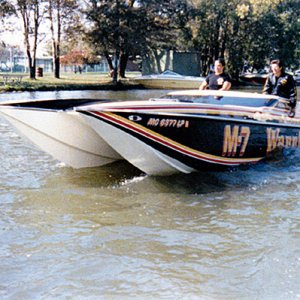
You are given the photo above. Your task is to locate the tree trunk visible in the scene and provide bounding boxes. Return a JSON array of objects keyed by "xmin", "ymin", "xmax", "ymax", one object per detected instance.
[
  {"xmin": 165, "ymin": 51, "xmax": 171, "ymax": 71},
  {"xmin": 19, "ymin": 0, "xmax": 41, "ymax": 80},
  {"xmin": 54, "ymin": 54, "xmax": 60, "ymax": 78},
  {"xmin": 113, "ymin": 50, "xmax": 119, "ymax": 84},
  {"xmin": 25, "ymin": 43, "xmax": 36, "ymax": 79},
  {"xmin": 49, "ymin": 0, "xmax": 61, "ymax": 79},
  {"xmin": 25, "ymin": 34, "xmax": 35, "ymax": 79},
  {"xmin": 32, "ymin": 0, "xmax": 40, "ymax": 80},
  {"xmin": 153, "ymin": 49, "xmax": 165, "ymax": 73},
  {"xmin": 119, "ymin": 51, "xmax": 128, "ymax": 78},
  {"xmin": 29, "ymin": 57, "xmax": 36, "ymax": 79},
  {"xmin": 104, "ymin": 51, "xmax": 114, "ymax": 77}
]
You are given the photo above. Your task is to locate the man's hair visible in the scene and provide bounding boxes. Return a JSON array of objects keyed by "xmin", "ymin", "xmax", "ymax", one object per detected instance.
[
  {"xmin": 270, "ymin": 59, "xmax": 283, "ymax": 68},
  {"xmin": 216, "ymin": 58, "xmax": 225, "ymax": 67}
]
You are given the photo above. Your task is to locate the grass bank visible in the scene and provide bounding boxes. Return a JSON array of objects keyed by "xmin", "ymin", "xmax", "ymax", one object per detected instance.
[{"xmin": 0, "ymin": 72, "xmax": 143, "ymax": 92}]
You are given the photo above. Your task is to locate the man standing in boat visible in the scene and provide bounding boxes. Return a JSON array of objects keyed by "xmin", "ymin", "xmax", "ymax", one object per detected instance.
[
  {"xmin": 199, "ymin": 58, "xmax": 232, "ymax": 90},
  {"xmin": 263, "ymin": 59, "xmax": 297, "ymax": 112}
]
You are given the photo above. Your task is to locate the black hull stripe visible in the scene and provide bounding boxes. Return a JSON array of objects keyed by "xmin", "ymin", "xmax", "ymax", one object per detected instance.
[
  {"xmin": 98, "ymin": 105, "xmax": 300, "ymax": 127},
  {"xmin": 88, "ymin": 111, "xmax": 263, "ymax": 166}
]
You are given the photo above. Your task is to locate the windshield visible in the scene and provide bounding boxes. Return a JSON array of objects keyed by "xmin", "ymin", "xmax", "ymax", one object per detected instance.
[{"xmin": 163, "ymin": 95, "xmax": 278, "ymax": 107}]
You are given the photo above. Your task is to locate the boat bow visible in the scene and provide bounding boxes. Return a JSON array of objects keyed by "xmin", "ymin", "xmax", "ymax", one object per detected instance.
[{"xmin": 76, "ymin": 90, "xmax": 300, "ymax": 175}]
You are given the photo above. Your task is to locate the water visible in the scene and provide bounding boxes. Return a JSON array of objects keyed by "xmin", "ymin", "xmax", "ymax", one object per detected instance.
[{"xmin": 0, "ymin": 89, "xmax": 299, "ymax": 299}]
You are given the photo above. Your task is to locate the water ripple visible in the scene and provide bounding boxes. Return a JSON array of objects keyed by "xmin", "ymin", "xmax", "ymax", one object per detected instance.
[{"xmin": 0, "ymin": 90, "xmax": 299, "ymax": 299}]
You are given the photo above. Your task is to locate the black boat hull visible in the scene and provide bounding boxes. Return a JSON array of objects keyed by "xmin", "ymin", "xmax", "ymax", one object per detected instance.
[{"xmin": 82, "ymin": 109, "xmax": 300, "ymax": 172}]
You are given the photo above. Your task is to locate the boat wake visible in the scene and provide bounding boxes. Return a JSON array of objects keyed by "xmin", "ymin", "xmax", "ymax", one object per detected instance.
[{"xmin": 115, "ymin": 150, "xmax": 300, "ymax": 195}]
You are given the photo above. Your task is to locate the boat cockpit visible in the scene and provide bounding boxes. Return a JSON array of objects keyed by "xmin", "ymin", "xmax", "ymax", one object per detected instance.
[{"xmin": 158, "ymin": 90, "xmax": 290, "ymax": 110}]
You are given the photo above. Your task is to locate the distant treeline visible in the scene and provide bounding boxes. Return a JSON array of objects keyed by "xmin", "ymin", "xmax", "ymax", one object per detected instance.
[{"xmin": 1, "ymin": 0, "xmax": 299, "ymax": 80}]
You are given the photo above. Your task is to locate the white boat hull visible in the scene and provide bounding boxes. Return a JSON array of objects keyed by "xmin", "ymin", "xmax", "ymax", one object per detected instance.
[
  {"xmin": 133, "ymin": 71, "xmax": 205, "ymax": 89},
  {"xmin": 80, "ymin": 113, "xmax": 195, "ymax": 176},
  {"xmin": 133, "ymin": 78, "xmax": 204, "ymax": 89},
  {"xmin": 0, "ymin": 107, "xmax": 122, "ymax": 168}
]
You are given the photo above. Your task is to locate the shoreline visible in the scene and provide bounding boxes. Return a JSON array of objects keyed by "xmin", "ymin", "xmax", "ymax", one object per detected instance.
[
  {"xmin": 0, "ymin": 73, "xmax": 145, "ymax": 93},
  {"xmin": 0, "ymin": 72, "xmax": 263, "ymax": 93},
  {"xmin": 0, "ymin": 80, "xmax": 145, "ymax": 93},
  {"xmin": 0, "ymin": 82, "xmax": 145, "ymax": 93}
]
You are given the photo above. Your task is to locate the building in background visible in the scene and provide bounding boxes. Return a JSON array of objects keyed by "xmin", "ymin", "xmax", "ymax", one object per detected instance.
[{"xmin": 142, "ymin": 50, "xmax": 201, "ymax": 76}]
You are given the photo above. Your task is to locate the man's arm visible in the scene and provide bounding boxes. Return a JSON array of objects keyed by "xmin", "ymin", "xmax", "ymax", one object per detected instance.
[
  {"xmin": 262, "ymin": 75, "xmax": 272, "ymax": 94},
  {"xmin": 287, "ymin": 75, "xmax": 297, "ymax": 107},
  {"xmin": 199, "ymin": 80, "xmax": 208, "ymax": 90},
  {"xmin": 220, "ymin": 81, "xmax": 231, "ymax": 91}
]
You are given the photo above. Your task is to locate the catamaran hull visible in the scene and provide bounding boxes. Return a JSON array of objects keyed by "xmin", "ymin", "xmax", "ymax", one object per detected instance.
[
  {"xmin": 79, "ymin": 109, "xmax": 300, "ymax": 175},
  {"xmin": 80, "ymin": 113, "xmax": 196, "ymax": 175},
  {"xmin": 2, "ymin": 90, "xmax": 299, "ymax": 175},
  {"xmin": 0, "ymin": 107, "xmax": 122, "ymax": 168}
]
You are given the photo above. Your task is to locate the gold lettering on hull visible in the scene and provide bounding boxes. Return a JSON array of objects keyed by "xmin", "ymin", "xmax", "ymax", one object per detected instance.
[
  {"xmin": 222, "ymin": 125, "xmax": 250, "ymax": 157},
  {"xmin": 266, "ymin": 128, "xmax": 300, "ymax": 153}
]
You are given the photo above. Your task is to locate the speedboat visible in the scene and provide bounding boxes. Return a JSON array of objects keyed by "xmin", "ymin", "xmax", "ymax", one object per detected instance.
[
  {"xmin": 239, "ymin": 70, "xmax": 268, "ymax": 85},
  {"xmin": 133, "ymin": 70, "xmax": 205, "ymax": 89},
  {"xmin": 75, "ymin": 90, "xmax": 300, "ymax": 176},
  {"xmin": 0, "ymin": 98, "xmax": 122, "ymax": 168}
]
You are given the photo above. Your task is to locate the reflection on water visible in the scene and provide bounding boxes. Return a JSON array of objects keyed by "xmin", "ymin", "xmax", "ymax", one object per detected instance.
[
  {"xmin": 0, "ymin": 89, "xmax": 299, "ymax": 299},
  {"xmin": 0, "ymin": 85, "xmax": 270, "ymax": 102},
  {"xmin": 0, "ymin": 89, "xmax": 170, "ymax": 102}
]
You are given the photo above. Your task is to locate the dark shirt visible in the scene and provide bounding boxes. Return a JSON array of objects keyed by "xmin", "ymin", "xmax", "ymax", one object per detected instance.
[
  {"xmin": 205, "ymin": 73, "xmax": 231, "ymax": 90},
  {"xmin": 263, "ymin": 72, "xmax": 297, "ymax": 107}
]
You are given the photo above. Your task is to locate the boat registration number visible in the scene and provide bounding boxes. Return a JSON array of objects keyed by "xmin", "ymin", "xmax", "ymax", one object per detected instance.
[{"xmin": 147, "ymin": 118, "xmax": 189, "ymax": 128}]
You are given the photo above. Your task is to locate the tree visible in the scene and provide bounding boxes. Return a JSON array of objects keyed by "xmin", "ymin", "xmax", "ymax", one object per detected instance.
[
  {"xmin": 60, "ymin": 47, "xmax": 99, "ymax": 71},
  {"xmin": 0, "ymin": 1, "xmax": 17, "ymax": 45},
  {"xmin": 2, "ymin": 0, "xmax": 299, "ymax": 82},
  {"xmin": 13, "ymin": 0, "xmax": 46, "ymax": 79},
  {"xmin": 46, "ymin": 0, "xmax": 79, "ymax": 78},
  {"xmin": 0, "ymin": 0, "xmax": 16, "ymax": 20},
  {"xmin": 229, "ymin": 0, "xmax": 300, "ymax": 74},
  {"xmin": 186, "ymin": 0, "xmax": 300, "ymax": 79},
  {"xmin": 3, "ymin": 0, "xmax": 80, "ymax": 80},
  {"xmin": 82, "ymin": 0, "xmax": 190, "ymax": 83},
  {"xmin": 83, "ymin": 0, "xmax": 137, "ymax": 82},
  {"xmin": 0, "ymin": 43, "xmax": 23, "ymax": 71}
]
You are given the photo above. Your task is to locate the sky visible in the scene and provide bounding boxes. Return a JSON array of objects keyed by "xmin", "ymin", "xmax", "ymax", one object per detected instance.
[
  {"xmin": 1, "ymin": 16, "xmax": 49, "ymax": 56},
  {"xmin": 0, "ymin": 31, "xmax": 23, "ymax": 47}
]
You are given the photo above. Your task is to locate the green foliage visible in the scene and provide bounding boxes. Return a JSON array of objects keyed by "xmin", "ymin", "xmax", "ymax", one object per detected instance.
[
  {"xmin": 2, "ymin": 0, "xmax": 299, "ymax": 80},
  {"xmin": 82, "ymin": 0, "xmax": 191, "ymax": 79},
  {"xmin": 84, "ymin": 0, "xmax": 188, "ymax": 54},
  {"xmin": 185, "ymin": 0, "xmax": 300, "ymax": 77},
  {"xmin": 0, "ymin": 0, "xmax": 16, "ymax": 19}
]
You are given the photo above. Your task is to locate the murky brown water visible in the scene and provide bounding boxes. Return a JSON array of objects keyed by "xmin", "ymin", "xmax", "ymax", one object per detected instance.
[{"xmin": 0, "ymin": 89, "xmax": 299, "ymax": 299}]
